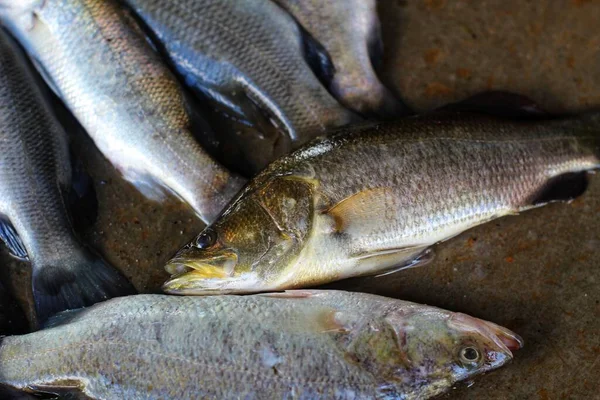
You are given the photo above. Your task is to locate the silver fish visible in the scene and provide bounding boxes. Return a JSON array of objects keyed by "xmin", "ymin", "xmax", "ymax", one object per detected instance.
[
  {"xmin": 0, "ymin": 291, "xmax": 522, "ymax": 399},
  {"xmin": 163, "ymin": 96, "xmax": 600, "ymax": 294},
  {"xmin": 273, "ymin": 0, "xmax": 405, "ymax": 116},
  {"xmin": 122, "ymin": 0, "xmax": 357, "ymax": 173},
  {"xmin": 0, "ymin": 30, "xmax": 133, "ymax": 324},
  {"xmin": 0, "ymin": 0, "xmax": 245, "ymax": 224}
]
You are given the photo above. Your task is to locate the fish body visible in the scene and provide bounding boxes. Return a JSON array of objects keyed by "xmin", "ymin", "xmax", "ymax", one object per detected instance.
[
  {"xmin": 122, "ymin": 0, "xmax": 357, "ymax": 173},
  {"xmin": 0, "ymin": 291, "xmax": 521, "ymax": 399},
  {"xmin": 0, "ymin": 0, "xmax": 245, "ymax": 224},
  {"xmin": 164, "ymin": 108, "xmax": 600, "ymax": 294},
  {"xmin": 273, "ymin": 0, "xmax": 405, "ymax": 116},
  {"xmin": 0, "ymin": 30, "xmax": 133, "ymax": 323}
]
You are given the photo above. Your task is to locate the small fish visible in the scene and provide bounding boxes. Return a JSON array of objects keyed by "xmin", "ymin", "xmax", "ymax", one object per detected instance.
[
  {"xmin": 0, "ymin": 31, "xmax": 134, "ymax": 324},
  {"xmin": 0, "ymin": 291, "xmax": 522, "ymax": 399},
  {"xmin": 273, "ymin": 0, "xmax": 406, "ymax": 116},
  {"xmin": 163, "ymin": 94, "xmax": 600, "ymax": 294},
  {"xmin": 122, "ymin": 0, "xmax": 358, "ymax": 173},
  {"xmin": 0, "ymin": 0, "xmax": 245, "ymax": 224}
]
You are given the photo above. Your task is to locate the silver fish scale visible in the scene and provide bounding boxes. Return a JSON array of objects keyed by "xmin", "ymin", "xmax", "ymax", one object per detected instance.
[
  {"xmin": 1, "ymin": 0, "xmax": 244, "ymax": 224},
  {"xmin": 272, "ymin": 0, "xmax": 402, "ymax": 116},
  {"xmin": 122, "ymin": 0, "xmax": 355, "ymax": 144},
  {"xmin": 0, "ymin": 293, "xmax": 401, "ymax": 399},
  {"xmin": 0, "ymin": 31, "xmax": 78, "ymax": 263},
  {"xmin": 283, "ymin": 114, "xmax": 599, "ymax": 252}
]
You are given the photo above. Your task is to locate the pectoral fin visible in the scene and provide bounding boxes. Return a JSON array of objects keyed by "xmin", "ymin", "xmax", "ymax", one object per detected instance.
[{"xmin": 324, "ymin": 187, "xmax": 395, "ymax": 236}]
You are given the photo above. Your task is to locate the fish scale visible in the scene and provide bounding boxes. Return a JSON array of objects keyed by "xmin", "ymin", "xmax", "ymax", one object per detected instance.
[
  {"xmin": 122, "ymin": 0, "xmax": 357, "ymax": 173},
  {"xmin": 0, "ymin": 0, "xmax": 245, "ymax": 225},
  {"xmin": 272, "ymin": 0, "xmax": 406, "ymax": 116},
  {"xmin": 0, "ymin": 291, "xmax": 520, "ymax": 399}
]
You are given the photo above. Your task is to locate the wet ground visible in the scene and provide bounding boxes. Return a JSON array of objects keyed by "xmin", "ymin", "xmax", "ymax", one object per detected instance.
[{"xmin": 1, "ymin": 0, "xmax": 599, "ymax": 398}]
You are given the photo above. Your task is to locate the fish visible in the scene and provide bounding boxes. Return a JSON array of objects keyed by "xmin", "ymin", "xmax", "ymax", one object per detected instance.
[
  {"xmin": 0, "ymin": 290, "xmax": 522, "ymax": 399},
  {"xmin": 272, "ymin": 0, "xmax": 406, "ymax": 116},
  {"xmin": 162, "ymin": 94, "xmax": 600, "ymax": 294},
  {"xmin": 0, "ymin": 0, "xmax": 246, "ymax": 225},
  {"xmin": 0, "ymin": 30, "xmax": 134, "ymax": 324},
  {"xmin": 122, "ymin": 0, "xmax": 358, "ymax": 174}
]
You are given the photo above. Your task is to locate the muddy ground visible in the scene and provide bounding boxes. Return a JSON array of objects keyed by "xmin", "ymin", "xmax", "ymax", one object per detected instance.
[{"xmin": 1, "ymin": 0, "xmax": 599, "ymax": 398}]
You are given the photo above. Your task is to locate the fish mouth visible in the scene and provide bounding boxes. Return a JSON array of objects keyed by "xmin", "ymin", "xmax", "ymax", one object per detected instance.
[
  {"xmin": 162, "ymin": 250, "xmax": 267, "ymax": 295},
  {"xmin": 449, "ymin": 313, "xmax": 524, "ymax": 357},
  {"xmin": 164, "ymin": 250, "xmax": 238, "ymax": 277}
]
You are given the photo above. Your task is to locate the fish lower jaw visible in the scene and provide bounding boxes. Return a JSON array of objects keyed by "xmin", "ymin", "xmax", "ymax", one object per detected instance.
[{"xmin": 162, "ymin": 270, "xmax": 274, "ymax": 295}]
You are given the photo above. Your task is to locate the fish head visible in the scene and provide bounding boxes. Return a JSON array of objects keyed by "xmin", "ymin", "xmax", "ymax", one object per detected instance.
[
  {"xmin": 369, "ymin": 308, "xmax": 522, "ymax": 396},
  {"xmin": 163, "ymin": 175, "xmax": 316, "ymax": 294}
]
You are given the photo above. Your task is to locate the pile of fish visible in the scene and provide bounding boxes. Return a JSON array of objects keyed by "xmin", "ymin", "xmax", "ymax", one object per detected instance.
[{"xmin": 0, "ymin": 0, "xmax": 597, "ymax": 399}]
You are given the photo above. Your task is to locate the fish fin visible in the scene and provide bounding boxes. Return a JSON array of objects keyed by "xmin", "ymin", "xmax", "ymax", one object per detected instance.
[
  {"xmin": 43, "ymin": 307, "xmax": 87, "ymax": 329},
  {"xmin": 32, "ymin": 250, "xmax": 135, "ymax": 325},
  {"xmin": 440, "ymin": 91, "xmax": 549, "ymax": 119},
  {"xmin": 119, "ymin": 168, "xmax": 171, "ymax": 204},
  {"xmin": 301, "ymin": 26, "xmax": 335, "ymax": 91},
  {"xmin": 319, "ymin": 309, "xmax": 352, "ymax": 333},
  {"xmin": 324, "ymin": 187, "xmax": 395, "ymax": 236},
  {"xmin": 527, "ymin": 171, "xmax": 589, "ymax": 206},
  {"xmin": 373, "ymin": 248, "xmax": 435, "ymax": 277},
  {"xmin": 349, "ymin": 245, "xmax": 431, "ymax": 277},
  {"xmin": 0, "ymin": 216, "xmax": 28, "ymax": 260},
  {"xmin": 259, "ymin": 290, "xmax": 315, "ymax": 299},
  {"xmin": 26, "ymin": 380, "xmax": 92, "ymax": 400},
  {"xmin": 0, "ymin": 386, "xmax": 44, "ymax": 400}
]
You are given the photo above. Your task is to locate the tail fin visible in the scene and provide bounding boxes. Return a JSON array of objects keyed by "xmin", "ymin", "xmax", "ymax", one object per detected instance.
[{"xmin": 32, "ymin": 250, "xmax": 135, "ymax": 325}]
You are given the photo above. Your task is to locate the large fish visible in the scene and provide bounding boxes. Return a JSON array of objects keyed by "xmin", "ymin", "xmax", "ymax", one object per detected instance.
[
  {"xmin": 272, "ymin": 0, "xmax": 405, "ymax": 116},
  {"xmin": 122, "ymin": 0, "xmax": 357, "ymax": 174},
  {"xmin": 163, "ymin": 96, "xmax": 600, "ymax": 294},
  {"xmin": 0, "ymin": 0, "xmax": 245, "ymax": 224},
  {"xmin": 0, "ymin": 31, "xmax": 133, "ymax": 324},
  {"xmin": 0, "ymin": 291, "xmax": 522, "ymax": 399}
]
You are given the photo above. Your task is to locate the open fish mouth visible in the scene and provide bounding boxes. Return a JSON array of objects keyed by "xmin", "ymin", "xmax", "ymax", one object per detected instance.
[
  {"xmin": 162, "ymin": 250, "xmax": 268, "ymax": 295},
  {"xmin": 164, "ymin": 249, "xmax": 239, "ymax": 276}
]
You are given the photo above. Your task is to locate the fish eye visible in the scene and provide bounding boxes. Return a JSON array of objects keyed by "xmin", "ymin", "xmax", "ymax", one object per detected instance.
[
  {"xmin": 459, "ymin": 346, "xmax": 482, "ymax": 365},
  {"xmin": 195, "ymin": 229, "xmax": 217, "ymax": 249}
]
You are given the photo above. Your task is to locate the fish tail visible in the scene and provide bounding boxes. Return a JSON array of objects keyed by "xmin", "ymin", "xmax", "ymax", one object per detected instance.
[{"xmin": 32, "ymin": 249, "xmax": 135, "ymax": 325}]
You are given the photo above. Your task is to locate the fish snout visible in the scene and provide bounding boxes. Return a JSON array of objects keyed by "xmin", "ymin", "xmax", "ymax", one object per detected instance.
[
  {"xmin": 449, "ymin": 313, "xmax": 523, "ymax": 362},
  {"xmin": 164, "ymin": 248, "xmax": 238, "ymax": 277}
]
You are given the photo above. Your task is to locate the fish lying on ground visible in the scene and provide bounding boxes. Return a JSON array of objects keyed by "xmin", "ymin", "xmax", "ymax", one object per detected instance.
[
  {"xmin": 163, "ymin": 94, "xmax": 600, "ymax": 294},
  {"xmin": 122, "ymin": 0, "xmax": 358, "ymax": 174},
  {"xmin": 273, "ymin": 0, "xmax": 405, "ymax": 116},
  {"xmin": 0, "ymin": 290, "xmax": 522, "ymax": 399},
  {"xmin": 0, "ymin": 0, "xmax": 246, "ymax": 224},
  {"xmin": 0, "ymin": 31, "xmax": 134, "ymax": 324}
]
